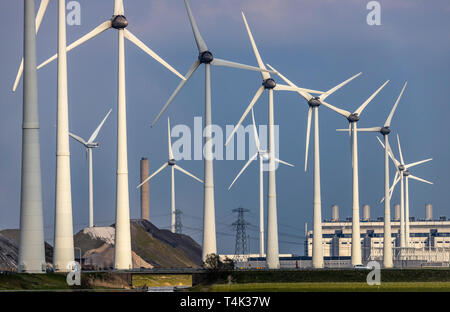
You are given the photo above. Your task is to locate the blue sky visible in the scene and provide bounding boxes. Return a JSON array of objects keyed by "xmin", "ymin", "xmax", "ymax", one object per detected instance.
[{"xmin": 1, "ymin": 0, "xmax": 449, "ymax": 255}]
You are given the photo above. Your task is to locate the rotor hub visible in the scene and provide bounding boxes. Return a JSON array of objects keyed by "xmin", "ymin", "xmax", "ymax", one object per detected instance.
[
  {"xmin": 347, "ymin": 113, "xmax": 360, "ymax": 122},
  {"xmin": 168, "ymin": 159, "xmax": 176, "ymax": 166},
  {"xmin": 262, "ymin": 78, "xmax": 276, "ymax": 89},
  {"xmin": 403, "ymin": 170, "xmax": 410, "ymax": 177},
  {"xmin": 380, "ymin": 127, "xmax": 391, "ymax": 135},
  {"xmin": 308, "ymin": 97, "xmax": 321, "ymax": 107},
  {"xmin": 398, "ymin": 164, "xmax": 405, "ymax": 171},
  {"xmin": 111, "ymin": 15, "xmax": 128, "ymax": 29},
  {"xmin": 199, "ymin": 51, "xmax": 214, "ymax": 64}
]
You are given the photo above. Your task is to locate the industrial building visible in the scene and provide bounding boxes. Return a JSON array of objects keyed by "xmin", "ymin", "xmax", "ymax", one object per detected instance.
[{"xmin": 305, "ymin": 204, "xmax": 450, "ymax": 263}]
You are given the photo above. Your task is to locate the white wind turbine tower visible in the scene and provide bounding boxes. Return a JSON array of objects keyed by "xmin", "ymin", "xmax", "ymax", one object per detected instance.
[
  {"xmin": 228, "ymin": 108, "xmax": 294, "ymax": 257},
  {"xmin": 332, "ymin": 80, "xmax": 390, "ymax": 266},
  {"xmin": 150, "ymin": 0, "xmax": 277, "ymax": 262},
  {"xmin": 225, "ymin": 12, "xmax": 324, "ymax": 269},
  {"xmin": 69, "ymin": 109, "xmax": 112, "ymax": 228},
  {"xmin": 378, "ymin": 135, "xmax": 432, "ymax": 248},
  {"xmin": 28, "ymin": 0, "xmax": 185, "ymax": 270},
  {"xmin": 137, "ymin": 118, "xmax": 203, "ymax": 233},
  {"xmin": 351, "ymin": 82, "xmax": 407, "ymax": 268},
  {"xmin": 267, "ymin": 65, "xmax": 361, "ymax": 268},
  {"xmin": 13, "ymin": 0, "xmax": 76, "ymax": 272},
  {"xmin": 13, "ymin": 0, "xmax": 76, "ymax": 273}
]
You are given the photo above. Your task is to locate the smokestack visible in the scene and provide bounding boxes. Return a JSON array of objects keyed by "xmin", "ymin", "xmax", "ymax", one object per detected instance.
[
  {"xmin": 425, "ymin": 203, "xmax": 433, "ymax": 221},
  {"xmin": 140, "ymin": 157, "xmax": 150, "ymax": 221},
  {"xmin": 363, "ymin": 205, "xmax": 370, "ymax": 221},
  {"xmin": 331, "ymin": 205, "xmax": 339, "ymax": 221},
  {"xmin": 394, "ymin": 204, "xmax": 401, "ymax": 221}
]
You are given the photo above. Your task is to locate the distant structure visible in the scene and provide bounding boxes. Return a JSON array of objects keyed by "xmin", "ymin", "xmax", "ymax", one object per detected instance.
[
  {"xmin": 140, "ymin": 158, "xmax": 150, "ymax": 221},
  {"xmin": 306, "ymin": 204, "xmax": 450, "ymax": 263},
  {"xmin": 233, "ymin": 207, "xmax": 250, "ymax": 261},
  {"xmin": 175, "ymin": 209, "xmax": 183, "ymax": 234}
]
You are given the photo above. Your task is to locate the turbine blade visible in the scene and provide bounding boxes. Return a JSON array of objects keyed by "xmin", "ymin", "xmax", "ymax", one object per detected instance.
[
  {"xmin": 320, "ymin": 101, "xmax": 351, "ymax": 118},
  {"xmin": 225, "ymin": 86, "xmax": 265, "ymax": 146},
  {"xmin": 12, "ymin": 0, "xmax": 51, "ymax": 92},
  {"xmin": 273, "ymin": 84, "xmax": 315, "ymax": 93},
  {"xmin": 251, "ymin": 108, "xmax": 261, "ymax": 151},
  {"xmin": 266, "ymin": 64, "xmax": 313, "ymax": 102},
  {"xmin": 174, "ymin": 165, "xmax": 203, "ymax": 183},
  {"xmin": 397, "ymin": 134, "xmax": 405, "ymax": 165},
  {"xmin": 114, "ymin": 0, "xmax": 125, "ymax": 15},
  {"xmin": 87, "ymin": 109, "xmax": 112, "ymax": 143},
  {"xmin": 385, "ymin": 81, "xmax": 407, "ymax": 127},
  {"xmin": 241, "ymin": 11, "xmax": 270, "ymax": 80},
  {"xmin": 37, "ymin": 20, "xmax": 112, "ymax": 70},
  {"xmin": 405, "ymin": 158, "xmax": 432, "ymax": 169},
  {"xmin": 408, "ymin": 175, "xmax": 433, "ymax": 185},
  {"xmin": 389, "ymin": 171, "xmax": 401, "ymax": 195},
  {"xmin": 124, "ymin": 30, "xmax": 185, "ymax": 80},
  {"xmin": 304, "ymin": 107, "xmax": 312, "ymax": 172},
  {"xmin": 228, "ymin": 152, "xmax": 258, "ymax": 190},
  {"xmin": 377, "ymin": 136, "xmax": 400, "ymax": 167},
  {"xmin": 151, "ymin": 60, "xmax": 200, "ymax": 127},
  {"xmin": 168, "ymin": 118, "xmax": 174, "ymax": 159},
  {"xmin": 36, "ymin": 0, "xmax": 51, "ymax": 32},
  {"xmin": 354, "ymin": 80, "xmax": 390, "ymax": 116},
  {"xmin": 183, "ymin": 0, "xmax": 208, "ymax": 52},
  {"xmin": 381, "ymin": 170, "xmax": 400, "ymax": 203},
  {"xmin": 319, "ymin": 72, "xmax": 362, "ymax": 101},
  {"xmin": 136, "ymin": 162, "xmax": 168, "ymax": 188},
  {"xmin": 211, "ymin": 58, "xmax": 274, "ymax": 74},
  {"xmin": 354, "ymin": 127, "xmax": 382, "ymax": 132},
  {"xmin": 69, "ymin": 133, "xmax": 87, "ymax": 145},
  {"xmin": 275, "ymin": 158, "xmax": 295, "ymax": 167}
]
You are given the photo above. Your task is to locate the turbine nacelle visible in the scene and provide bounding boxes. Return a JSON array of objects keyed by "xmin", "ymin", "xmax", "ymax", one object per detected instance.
[
  {"xmin": 398, "ymin": 164, "xmax": 406, "ymax": 171},
  {"xmin": 262, "ymin": 78, "xmax": 276, "ymax": 89},
  {"xmin": 308, "ymin": 97, "xmax": 321, "ymax": 107},
  {"xmin": 86, "ymin": 142, "xmax": 99, "ymax": 148},
  {"xmin": 347, "ymin": 113, "xmax": 360, "ymax": 122},
  {"xmin": 198, "ymin": 51, "xmax": 214, "ymax": 64},
  {"xmin": 111, "ymin": 15, "xmax": 128, "ymax": 29},
  {"xmin": 168, "ymin": 159, "xmax": 176, "ymax": 166},
  {"xmin": 403, "ymin": 170, "xmax": 410, "ymax": 177},
  {"xmin": 380, "ymin": 126, "xmax": 391, "ymax": 135}
]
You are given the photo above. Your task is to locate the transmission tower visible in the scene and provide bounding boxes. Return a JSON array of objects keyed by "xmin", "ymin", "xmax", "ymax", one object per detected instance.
[
  {"xmin": 175, "ymin": 209, "xmax": 183, "ymax": 234},
  {"xmin": 232, "ymin": 207, "xmax": 250, "ymax": 261}
]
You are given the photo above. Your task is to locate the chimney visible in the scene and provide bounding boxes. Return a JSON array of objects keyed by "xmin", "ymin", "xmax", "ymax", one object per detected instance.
[
  {"xmin": 140, "ymin": 157, "xmax": 150, "ymax": 221},
  {"xmin": 331, "ymin": 205, "xmax": 339, "ymax": 221},
  {"xmin": 394, "ymin": 204, "xmax": 401, "ymax": 221},
  {"xmin": 362, "ymin": 205, "xmax": 370, "ymax": 221},
  {"xmin": 425, "ymin": 203, "xmax": 433, "ymax": 221}
]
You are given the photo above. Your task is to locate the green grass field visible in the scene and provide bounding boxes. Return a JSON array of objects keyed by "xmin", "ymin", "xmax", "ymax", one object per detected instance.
[{"xmin": 192, "ymin": 282, "xmax": 450, "ymax": 292}]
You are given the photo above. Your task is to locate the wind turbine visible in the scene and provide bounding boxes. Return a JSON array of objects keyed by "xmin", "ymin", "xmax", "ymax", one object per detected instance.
[
  {"xmin": 24, "ymin": 0, "xmax": 186, "ymax": 270},
  {"xmin": 378, "ymin": 135, "xmax": 432, "ymax": 248},
  {"xmin": 150, "ymin": 0, "xmax": 279, "ymax": 262},
  {"xmin": 228, "ymin": 108, "xmax": 294, "ymax": 257},
  {"xmin": 351, "ymin": 82, "xmax": 407, "ymax": 268},
  {"xmin": 69, "ymin": 109, "xmax": 112, "ymax": 228},
  {"xmin": 266, "ymin": 65, "xmax": 361, "ymax": 268},
  {"xmin": 17, "ymin": 0, "xmax": 47, "ymax": 273},
  {"xmin": 137, "ymin": 118, "xmax": 203, "ymax": 233},
  {"xmin": 225, "ymin": 12, "xmax": 324, "ymax": 269},
  {"xmin": 333, "ymin": 80, "xmax": 390, "ymax": 266}
]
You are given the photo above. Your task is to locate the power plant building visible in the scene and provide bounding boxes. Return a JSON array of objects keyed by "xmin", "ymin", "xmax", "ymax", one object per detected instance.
[{"xmin": 305, "ymin": 204, "xmax": 450, "ymax": 261}]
